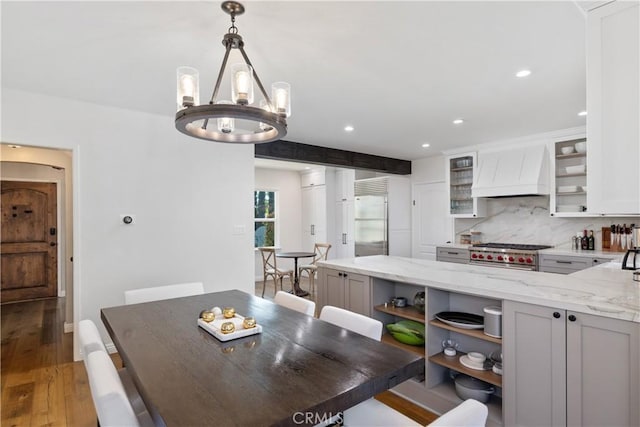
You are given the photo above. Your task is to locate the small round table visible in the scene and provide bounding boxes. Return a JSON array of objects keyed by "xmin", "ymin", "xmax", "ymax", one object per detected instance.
[{"xmin": 276, "ymin": 251, "xmax": 316, "ymax": 297}]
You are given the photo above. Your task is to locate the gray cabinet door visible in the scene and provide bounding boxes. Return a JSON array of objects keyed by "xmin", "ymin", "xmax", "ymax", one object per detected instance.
[
  {"xmin": 566, "ymin": 312, "xmax": 639, "ymax": 427},
  {"xmin": 344, "ymin": 272, "xmax": 371, "ymax": 316},
  {"xmin": 324, "ymin": 269, "xmax": 346, "ymax": 310},
  {"xmin": 503, "ymin": 301, "xmax": 567, "ymax": 426}
]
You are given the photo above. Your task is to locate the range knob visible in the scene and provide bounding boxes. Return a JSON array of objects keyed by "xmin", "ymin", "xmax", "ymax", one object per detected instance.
[
  {"xmin": 478, "ymin": 254, "xmax": 485, "ymax": 259},
  {"xmin": 526, "ymin": 258, "xmax": 533, "ymax": 264},
  {"xmin": 487, "ymin": 255, "xmax": 493, "ymax": 260},
  {"xmin": 471, "ymin": 253, "xmax": 478, "ymax": 259},
  {"xmin": 497, "ymin": 255, "xmax": 504, "ymax": 261},
  {"xmin": 518, "ymin": 257, "xmax": 525, "ymax": 263},
  {"xmin": 508, "ymin": 256, "xmax": 515, "ymax": 262}
]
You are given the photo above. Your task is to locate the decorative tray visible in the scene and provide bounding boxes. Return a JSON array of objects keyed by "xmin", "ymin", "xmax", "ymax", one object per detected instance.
[
  {"xmin": 434, "ymin": 311, "xmax": 484, "ymax": 330},
  {"xmin": 197, "ymin": 314, "xmax": 262, "ymax": 342}
]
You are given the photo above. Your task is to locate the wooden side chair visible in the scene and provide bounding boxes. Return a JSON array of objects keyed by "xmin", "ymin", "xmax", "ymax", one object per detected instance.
[
  {"xmin": 258, "ymin": 247, "xmax": 293, "ymax": 297},
  {"xmin": 298, "ymin": 243, "xmax": 331, "ymax": 295}
]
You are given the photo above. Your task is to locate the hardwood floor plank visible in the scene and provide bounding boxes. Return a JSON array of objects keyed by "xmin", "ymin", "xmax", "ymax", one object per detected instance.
[{"xmin": 1, "ymin": 381, "xmax": 35, "ymax": 424}]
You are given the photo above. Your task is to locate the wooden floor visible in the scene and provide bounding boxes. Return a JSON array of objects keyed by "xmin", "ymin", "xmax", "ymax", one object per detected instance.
[{"xmin": 2, "ymin": 285, "xmax": 437, "ymax": 427}]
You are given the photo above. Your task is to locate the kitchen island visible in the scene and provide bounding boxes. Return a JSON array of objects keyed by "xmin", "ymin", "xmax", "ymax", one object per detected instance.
[{"xmin": 317, "ymin": 256, "xmax": 639, "ymax": 427}]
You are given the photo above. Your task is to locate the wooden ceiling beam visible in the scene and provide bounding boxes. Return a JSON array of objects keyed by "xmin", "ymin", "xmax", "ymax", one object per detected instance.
[{"xmin": 254, "ymin": 140, "xmax": 411, "ymax": 175}]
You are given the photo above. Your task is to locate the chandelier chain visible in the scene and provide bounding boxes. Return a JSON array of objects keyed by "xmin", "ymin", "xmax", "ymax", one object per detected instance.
[{"xmin": 228, "ymin": 13, "xmax": 238, "ymax": 34}]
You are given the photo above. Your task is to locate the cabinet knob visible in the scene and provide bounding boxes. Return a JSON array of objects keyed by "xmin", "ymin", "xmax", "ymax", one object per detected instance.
[
  {"xmin": 343, "ymin": 273, "xmax": 348, "ymax": 277},
  {"xmin": 338, "ymin": 272, "xmax": 343, "ymax": 277},
  {"xmin": 568, "ymin": 314, "xmax": 577, "ymax": 322},
  {"xmin": 553, "ymin": 312, "xmax": 561, "ymax": 319}
]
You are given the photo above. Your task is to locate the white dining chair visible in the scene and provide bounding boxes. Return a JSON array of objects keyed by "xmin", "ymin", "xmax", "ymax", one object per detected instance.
[
  {"xmin": 318, "ymin": 305, "xmax": 384, "ymax": 427},
  {"xmin": 428, "ymin": 399, "xmax": 488, "ymax": 426},
  {"xmin": 343, "ymin": 398, "xmax": 488, "ymax": 427},
  {"xmin": 124, "ymin": 281, "xmax": 204, "ymax": 305},
  {"xmin": 78, "ymin": 318, "xmax": 107, "ymax": 357},
  {"xmin": 85, "ymin": 350, "xmax": 155, "ymax": 427},
  {"xmin": 78, "ymin": 319, "xmax": 155, "ymax": 426},
  {"xmin": 319, "ymin": 305, "xmax": 382, "ymax": 341},
  {"xmin": 273, "ymin": 291, "xmax": 316, "ymax": 316}
]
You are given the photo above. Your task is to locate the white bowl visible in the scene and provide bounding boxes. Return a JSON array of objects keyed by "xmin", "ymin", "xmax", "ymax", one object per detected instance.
[
  {"xmin": 575, "ymin": 141, "xmax": 586, "ymax": 153},
  {"xmin": 467, "ymin": 351, "xmax": 486, "ymax": 364},
  {"xmin": 565, "ymin": 164, "xmax": 585, "ymax": 174},
  {"xmin": 558, "ymin": 185, "xmax": 578, "ymax": 193},
  {"xmin": 561, "ymin": 146, "xmax": 574, "ymax": 155}
]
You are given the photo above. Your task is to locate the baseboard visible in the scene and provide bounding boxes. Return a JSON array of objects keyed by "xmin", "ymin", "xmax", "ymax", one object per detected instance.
[{"xmin": 64, "ymin": 322, "xmax": 74, "ymax": 333}]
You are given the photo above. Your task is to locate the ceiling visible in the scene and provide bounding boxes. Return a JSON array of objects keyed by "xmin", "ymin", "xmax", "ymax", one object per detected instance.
[{"xmin": 2, "ymin": 1, "xmax": 587, "ymax": 161}]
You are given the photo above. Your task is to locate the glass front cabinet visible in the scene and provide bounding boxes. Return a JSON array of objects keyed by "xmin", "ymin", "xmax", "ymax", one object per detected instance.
[
  {"xmin": 446, "ymin": 153, "xmax": 486, "ymax": 218},
  {"xmin": 550, "ymin": 137, "xmax": 588, "ymax": 217}
]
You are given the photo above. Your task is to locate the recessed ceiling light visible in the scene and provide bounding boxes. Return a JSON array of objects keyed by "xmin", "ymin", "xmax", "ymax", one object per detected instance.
[
  {"xmin": 344, "ymin": 125, "xmax": 354, "ymax": 132},
  {"xmin": 453, "ymin": 119, "xmax": 464, "ymax": 125},
  {"xmin": 304, "ymin": 166, "xmax": 310, "ymax": 170},
  {"xmin": 578, "ymin": 111, "xmax": 587, "ymax": 116},
  {"xmin": 422, "ymin": 143, "xmax": 430, "ymax": 148},
  {"xmin": 516, "ymin": 69, "xmax": 531, "ymax": 78}
]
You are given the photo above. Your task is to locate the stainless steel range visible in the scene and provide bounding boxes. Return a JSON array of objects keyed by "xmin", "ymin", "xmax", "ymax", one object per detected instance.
[{"xmin": 469, "ymin": 243, "xmax": 553, "ymax": 271}]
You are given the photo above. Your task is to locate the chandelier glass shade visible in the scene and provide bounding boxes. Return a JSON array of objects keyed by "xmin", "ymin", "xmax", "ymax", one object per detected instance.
[{"xmin": 175, "ymin": 1, "xmax": 290, "ymax": 144}]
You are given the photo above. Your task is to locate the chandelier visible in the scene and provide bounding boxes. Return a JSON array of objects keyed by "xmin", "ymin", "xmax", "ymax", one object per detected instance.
[{"xmin": 175, "ymin": 1, "xmax": 290, "ymax": 144}]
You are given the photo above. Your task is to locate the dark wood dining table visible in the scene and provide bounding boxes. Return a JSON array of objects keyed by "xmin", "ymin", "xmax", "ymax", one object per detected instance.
[
  {"xmin": 101, "ymin": 290, "xmax": 424, "ymax": 427},
  {"xmin": 275, "ymin": 251, "xmax": 316, "ymax": 297}
]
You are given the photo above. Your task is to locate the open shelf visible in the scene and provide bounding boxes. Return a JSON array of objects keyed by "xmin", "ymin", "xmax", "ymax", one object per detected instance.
[
  {"xmin": 556, "ymin": 152, "xmax": 586, "ymax": 159},
  {"xmin": 429, "ymin": 352, "xmax": 502, "ymax": 387},
  {"xmin": 381, "ymin": 332, "xmax": 425, "ymax": 357},
  {"xmin": 427, "ymin": 382, "xmax": 503, "ymax": 427},
  {"xmin": 557, "ymin": 172, "xmax": 587, "ymax": 178},
  {"xmin": 429, "ymin": 319, "xmax": 502, "ymax": 344},
  {"xmin": 375, "ymin": 304, "xmax": 425, "ymax": 323}
]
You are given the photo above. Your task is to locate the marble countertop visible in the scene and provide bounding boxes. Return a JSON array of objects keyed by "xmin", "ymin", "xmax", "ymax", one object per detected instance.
[
  {"xmin": 539, "ymin": 247, "xmax": 624, "ymax": 259},
  {"xmin": 318, "ymin": 256, "xmax": 639, "ymax": 323}
]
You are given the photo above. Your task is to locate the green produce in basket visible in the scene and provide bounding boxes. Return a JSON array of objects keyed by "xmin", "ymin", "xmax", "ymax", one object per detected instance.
[{"xmin": 386, "ymin": 320, "xmax": 425, "ymax": 346}]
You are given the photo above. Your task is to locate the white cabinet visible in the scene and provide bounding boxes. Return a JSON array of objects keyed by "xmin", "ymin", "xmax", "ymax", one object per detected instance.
[
  {"xmin": 412, "ymin": 182, "xmax": 454, "ymax": 260},
  {"xmin": 334, "ymin": 169, "xmax": 355, "ymax": 259},
  {"xmin": 300, "ymin": 169, "xmax": 326, "ymax": 187},
  {"xmin": 587, "ymin": 1, "xmax": 640, "ymax": 215},
  {"xmin": 387, "ymin": 176, "xmax": 412, "ymax": 257},
  {"xmin": 335, "ymin": 169, "xmax": 355, "ymax": 202},
  {"xmin": 446, "ymin": 153, "xmax": 486, "ymax": 217},
  {"xmin": 334, "ymin": 200, "xmax": 354, "ymax": 259},
  {"xmin": 503, "ymin": 301, "xmax": 639, "ymax": 427},
  {"xmin": 301, "ymin": 185, "xmax": 327, "ymax": 250},
  {"xmin": 550, "ymin": 138, "xmax": 588, "ymax": 217}
]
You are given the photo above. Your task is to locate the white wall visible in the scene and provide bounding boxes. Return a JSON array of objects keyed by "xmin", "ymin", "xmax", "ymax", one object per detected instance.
[
  {"xmin": 2, "ymin": 88, "xmax": 254, "ymax": 359},
  {"xmin": 254, "ymin": 167, "xmax": 302, "ymax": 280},
  {"xmin": 411, "ymin": 155, "xmax": 446, "ymax": 184}
]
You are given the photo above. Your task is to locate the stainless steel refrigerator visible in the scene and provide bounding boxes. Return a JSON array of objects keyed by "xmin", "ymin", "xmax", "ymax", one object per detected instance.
[{"xmin": 354, "ymin": 194, "xmax": 388, "ymax": 256}]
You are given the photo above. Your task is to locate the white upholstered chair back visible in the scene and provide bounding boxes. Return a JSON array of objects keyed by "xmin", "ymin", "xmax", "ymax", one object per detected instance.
[
  {"xmin": 273, "ymin": 291, "xmax": 316, "ymax": 316},
  {"xmin": 78, "ymin": 319, "xmax": 107, "ymax": 358},
  {"xmin": 319, "ymin": 306, "xmax": 382, "ymax": 341},
  {"xmin": 124, "ymin": 282, "xmax": 204, "ymax": 305},
  {"xmin": 85, "ymin": 351, "xmax": 141, "ymax": 427}
]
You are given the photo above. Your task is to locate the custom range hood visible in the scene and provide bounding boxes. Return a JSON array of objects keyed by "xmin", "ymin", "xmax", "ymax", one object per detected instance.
[{"xmin": 471, "ymin": 144, "xmax": 550, "ymax": 198}]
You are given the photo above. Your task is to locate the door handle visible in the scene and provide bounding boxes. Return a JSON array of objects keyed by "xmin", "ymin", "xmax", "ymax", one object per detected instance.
[{"xmin": 311, "ymin": 224, "xmax": 315, "ymax": 235}]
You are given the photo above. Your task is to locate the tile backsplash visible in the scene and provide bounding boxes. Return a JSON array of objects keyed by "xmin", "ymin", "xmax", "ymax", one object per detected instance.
[{"xmin": 455, "ymin": 196, "xmax": 639, "ymax": 251}]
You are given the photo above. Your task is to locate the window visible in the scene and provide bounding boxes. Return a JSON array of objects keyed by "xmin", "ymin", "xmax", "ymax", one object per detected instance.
[{"xmin": 254, "ymin": 190, "xmax": 276, "ymax": 248}]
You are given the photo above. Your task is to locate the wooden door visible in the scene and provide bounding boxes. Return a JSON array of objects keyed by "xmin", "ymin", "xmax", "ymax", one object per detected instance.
[{"xmin": 1, "ymin": 181, "xmax": 58, "ymax": 302}]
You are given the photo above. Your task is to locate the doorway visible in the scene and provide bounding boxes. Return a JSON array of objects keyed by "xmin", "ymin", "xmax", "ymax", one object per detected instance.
[{"xmin": 0, "ymin": 145, "xmax": 74, "ymax": 331}]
